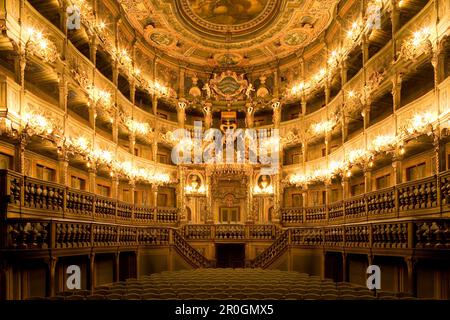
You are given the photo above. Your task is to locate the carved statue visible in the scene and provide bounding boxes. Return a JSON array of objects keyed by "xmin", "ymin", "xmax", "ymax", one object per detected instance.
[
  {"xmin": 202, "ymin": 83, "xmax": 211, "ymax": 99},
  {"xmin": 245, "ymin": 83, "xmax": 255, "ymax": 99},
  {"xmin": 177, "ymin": 101, "xmax": 187, "ymax": 127},
  {"xmin": 245, "ymin": 105, "xmax": 254, "ymax": 128},
  {"xmin": 272, "ymin": 101, "xmax": 281, "ymax": 127},
  {"xmin": 203, "ymin": 104, "xmax": 212, "ymax": 129}
]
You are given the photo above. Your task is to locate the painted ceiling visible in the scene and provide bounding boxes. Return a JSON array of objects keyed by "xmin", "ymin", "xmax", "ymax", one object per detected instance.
[{"xmin": 118, "ymin": 0, "xmax": 339, "ymax": 68}]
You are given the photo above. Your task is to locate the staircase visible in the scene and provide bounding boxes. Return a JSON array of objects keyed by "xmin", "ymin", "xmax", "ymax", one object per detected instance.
[
  {"xmin": 251, "ymin": 229, "xmax": 290, "ymax": 268},
  {"xmin": 172, "ymin": 229, "xmax": 213, "ymax": 268}
]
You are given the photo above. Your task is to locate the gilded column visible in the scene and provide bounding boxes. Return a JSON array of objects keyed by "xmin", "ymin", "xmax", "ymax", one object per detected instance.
[
  {"xmin": 178, "ymin": 166, "xmax": 187, "ymax": 222},
  {"xmin": 205, "ymin": 168, "xmax": 213, "ymax": 224},
  {"xmin": 177, "ymin": 101, "xmax": 187, "ymax": 129}
]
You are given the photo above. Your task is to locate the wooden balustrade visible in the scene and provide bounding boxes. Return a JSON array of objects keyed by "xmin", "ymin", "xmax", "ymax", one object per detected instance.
[
  {"xmin": 291, "ymin": 228, "xmax": 323, "ymax": 246},
  {"xmin": 252, "ymin": 219, "xmax": 450, "ymax": 268},
  {"xmin": 156, "ymin": 207, "xmax": 179, "ymax": 223},
  {"xmin": 0, "ymin": 170, "xmax": 22, "ymax": 209},
  {"xmin": 117, "ymin": 201, "xmax": 133, "ymax": 220},
  {"xmin": 324, "ymin": 227, "xmax": 343, "ymax": 247},
  {"xmin": 366, "ymin": 187, "xmax": 395, "ymax": 216},
  {"xmin": 280, "ymin": 207, "xmax": 303, "ymax": 224},
  {"xmin": 66, "ymin": 188, "xmax": 94, "ymax": 217},
  {"xmin": 372, "ymin": 222, "xmax": 408, "ymax": 249},
  {"xmin": 215, "ymin": 225, "xmax": 245, "ymax": 240},
  {"xmin": 183, "ymin": 225, "xmax": 213, "ymax": 240},
  {"xmin": 23, "ymin": 177, "xmax": 64, "ymax": 213},
  {"xmin": 134, "ymin": 205, "xmax": 154, "ymax": 222},
  {"xmin": 345, "ymin": 225, "xmax": 369, "ymax": 248},
  {"xmin": 281, "ymin": 174, "xmax": 444, "ymax": 225},
  {"xmin": 172, "ymin": 230, "xmax": 212, "ymax": 268},
  {"xmin": 4, "ymin": 219, "xmax": 173, "ymax": 250},
  {"xmin": 305, "ymin": 205, "xmax": 326, "ymax": 222},
  {"xmin": 182, "ymin": 224, "xmax": 278, "ymax": 241},
  {"xmin": 397, "ymin": 176, "xmax": 437, "ymax": 212},
  {"xmin": 55, "ymin": 222, "xmax": 91, "ymax": 249},
  {"xmin": 344, "ymin": 195, "xmax": 365, "ymax": 218},
  {"xmin": 251, "ymin": 230, "xmax": 289, "ymax": 268},
  {"xmin": 415, "ymin": 221, "xmax": 450, "ymax": 249},
  {"xmin": 0, "ymin": 170, "xmax": 178, "ymax": 225},
  {"xmin": 0, "ymin": 170, "xmax": 449, "ymax": 236},
  {"xmin": 328, "ymin": 201, "xmax": 344, "ymax": 220},
  {"xmin": 5, "ymin": 220, "xmax": 50, "ymax": 249},
  {"xmin": 248, "ymin": 225, "xmax": 278, "ymax": 240},
  {"xmin": 95, "ymin": 196, "xmax": 116, "ymax": 219},
  {"xmin": 137, "ymin": 228, "xmax": 170, "ymax": 245}
]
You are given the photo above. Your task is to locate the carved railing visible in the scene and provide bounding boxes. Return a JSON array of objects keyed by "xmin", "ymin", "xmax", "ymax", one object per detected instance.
[
  {"xmin": 117, "ymin": 201, "xmax": 133, "ymax": 220},
  {"xmin": 0, "ymin": 170, "xmax": 22, "ymax": 208},
  {"xmin": 5, "ymin": 220, "xmax": 50, "ymax": 249},
  {"xmin": 172, "ymin": 230, "xmax": 212, "ymax": 268},
  {"xmin": 305, "ymin": 205, "xmax": 326, "ymax": 222},
  {"xmin": 0, "ymin": 170, "xmax": 178, "ymax": 225},
  {"xmin": 397, "ymin": 176, "xmax": 437, "ymax": 212},
  {"xmin": 215, "ymin": 224, "xmax": 245, "ymax": 240},
  {"xmin": 280, "ymin": 207, "xmax": 303, "ymax": 224},
  {"xmin": 345, "ymin": 225, "xmax": 369, "ymax": 248},
  {"xmin": 252, "ymin": 218, "xmax": 450, "ymax": 268},
  {"xmin": 415, "ymin": 220, "xmax": 450, "ymax": 248},
  {"xmin": 282, "ymin": 174, "xmax": 445, "ymax": 225},
  {"xmin": 156, "ymin": 207, "xmax": 179, "ymax": 223},
  {"xmin": 324, "ymin": 227, "xmax": 343, "ymax": 247},
  {"xmin": 138, "ymin": 228, "xmax": 170, "ymax": 245},
  {"xmin": 344, "ymin": 195, "xmax": 366, "ymax": 218},
  {"xmin": 183, "ymin": 224, "xmax": 212, "ymax": 240},
  {"xmin": 367, "ymin": 187, "xmax": 395, "ymax": 216},
  {"xmin": 2, "ymin": 220, "xmax": 201, "ymax": 256},
  {"xmin": 23, "ymin": 177, "xmax": 64, "ymax": 213},
  {"xmin": 134, "ymin": 205, "xmax": 154, "ymax": 222},
  {"xmin": 251, "ymin": 230, "xmax": 290, "ymax": 268},
  {"xmin": 66, "ymin": 188, "xmax": 94, "ymax": 217},
  {"xmin": 291, "ymin": 228, "xmax": 323, "ymax": 245},
  {"xmin": 329, "ymin": 201, "xmax": 344, "ymax": 220},
  {"xmin": 55, "ymin": 222, "xmax": 91, "ymax": 249},
  {"xmin": 182, "ymin": 224, "xmax": 278, "ymax": 241},
  {"xmin": 248, "ymin": 224, "xmax": 278, "ymax": 240},
  {"xmin": 372, "ymin": 222, "xmax": 408, "ymax": 248},
  {"xmin": 94, "ymin": 196, "xmax": 116, "ymax": 219}
]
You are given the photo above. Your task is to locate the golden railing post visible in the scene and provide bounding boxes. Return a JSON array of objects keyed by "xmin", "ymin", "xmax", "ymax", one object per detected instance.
[
  {"xmin": 90, "ymin": 222, "xmax": 94, "ymax": 248},
  {"xmin": 62, "ymin": 186, "xmax": 67, "ymax": 218},
  {"xmin": 114, "ymin": 199, "xmax": 118, "ymax": 223},
  {"xmin": 211, "ymin": 224, "xmax": 215, "ymax": 240},
  {"xmin": 407, "ymin": 221, "xmax": 414, "ymax": 249},
  {"xmin": 50, "ymin": 221, "xmax": 56, "ymax": 249},
  {"xmin": 169, "ymin": 228, "xmax": 174, "ymax": 245},
  {"xmin": 92, "ymin": 195, "xmax": 96, "ymax": 218}
]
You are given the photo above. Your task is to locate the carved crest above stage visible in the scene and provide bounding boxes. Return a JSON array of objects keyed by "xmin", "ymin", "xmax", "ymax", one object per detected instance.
[
  {"xmin": 199, "ymin": 71, "xmax": 257, "ymax": 103},
  {"xmin": 206, "ymin": 71, "xmax": 252, "ymax": 101}
]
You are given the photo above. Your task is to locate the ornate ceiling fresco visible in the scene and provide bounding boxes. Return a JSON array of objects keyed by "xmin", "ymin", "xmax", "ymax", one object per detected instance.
[{"xmin": 119, "ymin": 0, "xmax": 339, "ymax": 68}]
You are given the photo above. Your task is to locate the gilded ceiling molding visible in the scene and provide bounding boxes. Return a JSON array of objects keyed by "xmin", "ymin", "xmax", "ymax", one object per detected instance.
[{"xmin": 118, "ymin": 0, "xmax": 339, "ymax": 68}]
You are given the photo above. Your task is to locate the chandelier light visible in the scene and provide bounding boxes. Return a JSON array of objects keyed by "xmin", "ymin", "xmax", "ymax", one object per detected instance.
[{"xmin": 25, "ymin": 27, "xmax": 59, "ymax": 63}]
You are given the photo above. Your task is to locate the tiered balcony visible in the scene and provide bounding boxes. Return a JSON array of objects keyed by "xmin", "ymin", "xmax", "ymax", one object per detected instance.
[
  {"xmin": 0, "ymin": 170, "xmax": 179, "ymax": 225},
  {"xmin": 182, "ymin": 224, "xmax": 279, "ymax": 241},
  {"xmin": 281, "ymin": 171, "xmax": 444, "ymax": 226},
  {"xmin": 252, "ymin": 219, "xmax": 450, "ymax": 268}
]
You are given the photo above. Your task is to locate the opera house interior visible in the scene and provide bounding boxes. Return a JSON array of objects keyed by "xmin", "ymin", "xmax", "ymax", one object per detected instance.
[{"xmin": 0, "ymin": 0, "xmax": 449, "ymax": 301}]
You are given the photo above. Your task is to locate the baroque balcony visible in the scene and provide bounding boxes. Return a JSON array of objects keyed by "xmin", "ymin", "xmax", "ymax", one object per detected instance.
[
  {"xmin": 0, "ymin": 170, "xmax": 179, "ymax": 225},
  {"xmin": 280, "ymin": 171, "xmax": 448, "ymax": 225}
]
